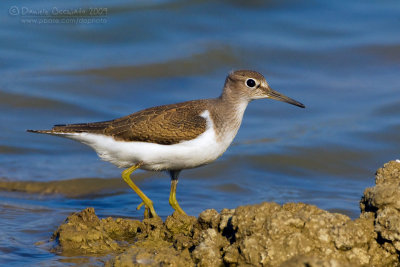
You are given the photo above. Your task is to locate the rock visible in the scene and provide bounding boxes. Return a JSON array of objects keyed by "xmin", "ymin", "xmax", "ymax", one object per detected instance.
[
  {"xmin": 197, "ymin": 209, "xmax": 220, "ymax": 230},
  {"xmin": 51, "ymin": 160, "xmax": 400, "ymax": 266},
  {"xmin": 192, "ymin": 228, "xmax": 227, "ymax": 266},
  {"xmin": 280, "ymin": 255, "xmax": 351, "ymax": 267},
  {"xmin": 106, "ymin": 240, "xmax": 194, "ymax": 267},
  {"xmin": 360, "ymin": 160, "xmax": 400, "ymax": 262},
  {"xmin": 52, "ymin": 207, "xmax": 121, "ymax": 254},
  {"xmin": 165, "ymin": 211, "xmax": 197, "ymax": 250}
]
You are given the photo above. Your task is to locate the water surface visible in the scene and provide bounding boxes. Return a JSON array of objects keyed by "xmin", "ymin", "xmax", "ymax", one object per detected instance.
[{"xmin": 1, "ymin": 0, "xmax": 400, "ymax": 265}]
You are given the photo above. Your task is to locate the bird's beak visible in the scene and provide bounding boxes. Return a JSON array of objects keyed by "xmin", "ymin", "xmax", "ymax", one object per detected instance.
[{"xmin": 265, "ymin": 87, "xmax": 305, "ymax": 108}]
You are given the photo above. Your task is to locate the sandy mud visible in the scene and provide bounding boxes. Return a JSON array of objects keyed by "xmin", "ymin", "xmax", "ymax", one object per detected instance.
[{"xmin": 50, "ymin": 160, "xmax": 400, "ymax": 266}]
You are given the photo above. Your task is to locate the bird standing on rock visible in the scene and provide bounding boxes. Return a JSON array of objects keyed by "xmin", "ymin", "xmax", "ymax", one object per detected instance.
[{"xmin": 28, "ymin": 70, "xmax": 305, "ymax": 218}]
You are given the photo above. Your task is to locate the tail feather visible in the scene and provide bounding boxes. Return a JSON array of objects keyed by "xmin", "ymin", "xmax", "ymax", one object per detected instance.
[
  {"xmin": 27, "ymin": 129, "xmax": 53, "ymax": 134},
  {"xmin": 27, "ymin": 121, "xmax": 111, "ymax": 135}
]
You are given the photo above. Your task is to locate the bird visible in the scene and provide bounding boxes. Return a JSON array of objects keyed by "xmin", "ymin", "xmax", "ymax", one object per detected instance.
[{"xmin": 28, "ymin": 70, "xmax": 305, "ymax": 218}]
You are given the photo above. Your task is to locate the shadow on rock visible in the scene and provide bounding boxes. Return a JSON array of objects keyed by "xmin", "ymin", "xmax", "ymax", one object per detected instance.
[{"xmin": 50, "ymin": 160, "xmax": 400, "ymax": 266}]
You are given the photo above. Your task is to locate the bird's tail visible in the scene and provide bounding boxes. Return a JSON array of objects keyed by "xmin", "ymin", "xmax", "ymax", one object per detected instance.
[
  {"xmin": 27, "ymin": 129, "xmax": 54, "ymax": 134},
  {"xmin": 27, "ymin": 121, "xmax": 111, "ymax": 135}
]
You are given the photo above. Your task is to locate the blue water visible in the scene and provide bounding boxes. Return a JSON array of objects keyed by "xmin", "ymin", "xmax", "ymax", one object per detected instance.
[{"xmin": 1, "ymin": 0, "xmax": 400, "ymax": 265}]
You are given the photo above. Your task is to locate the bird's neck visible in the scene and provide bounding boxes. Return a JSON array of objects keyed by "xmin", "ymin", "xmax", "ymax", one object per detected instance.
[
  {"xmin": 207, "ymin": 88, "xmax": 250, "ymax": 144},
  {"xmin": 218, "ymin": 85, "xmax": 250, "ymax": 121}
]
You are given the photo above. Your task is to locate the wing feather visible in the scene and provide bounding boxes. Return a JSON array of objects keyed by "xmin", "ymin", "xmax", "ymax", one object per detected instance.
[{"xmin": 29, "ymin": 100, "xmax": 209, "ymax": 145}]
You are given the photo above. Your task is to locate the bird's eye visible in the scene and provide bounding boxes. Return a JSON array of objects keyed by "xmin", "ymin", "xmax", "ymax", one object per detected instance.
[{"xmin": 246, "ymin": 79, "xmax": 256, "ymax": 88}]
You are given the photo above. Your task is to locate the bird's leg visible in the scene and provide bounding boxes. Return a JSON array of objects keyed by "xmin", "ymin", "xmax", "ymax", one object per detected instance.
[
  {"xmin": 168, "ymin": 170, "xmax": 186, "ymax": 215},
  {"xmin": 122, "ymin": 163, "xmax": 158, "ymax": 218}
]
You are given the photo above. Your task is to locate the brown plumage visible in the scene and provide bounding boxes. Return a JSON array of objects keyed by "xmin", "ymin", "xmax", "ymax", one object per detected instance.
[
  {"xmin": 27, "ymin": 70, "xmax": 305, "ymax": 218},
  {"xmin": 29, "ymin": 100, "xmax": 209, "ymax": 145}
]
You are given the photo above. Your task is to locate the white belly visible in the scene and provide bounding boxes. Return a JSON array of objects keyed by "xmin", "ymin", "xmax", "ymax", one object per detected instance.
[{"xmin": 59, "ymin": 111, "xmax": 236, "ymax": 170}]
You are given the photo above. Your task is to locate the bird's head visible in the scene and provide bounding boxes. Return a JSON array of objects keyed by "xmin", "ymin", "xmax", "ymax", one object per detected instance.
[{"xmin": 224, "ymin": 70, "xmax": 305, "ymax": 108}]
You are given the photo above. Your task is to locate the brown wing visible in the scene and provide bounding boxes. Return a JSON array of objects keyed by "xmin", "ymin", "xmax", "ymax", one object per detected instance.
[
  {"xmin": 35, "ymin": 100, "xmax": 208, "ymax": 145},
  {"xmin": 104, "ymin": 100, "xmax": 208, "ymax": 144}
]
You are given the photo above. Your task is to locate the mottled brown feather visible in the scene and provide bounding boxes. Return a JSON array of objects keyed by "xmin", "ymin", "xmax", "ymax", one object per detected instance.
[{"xmin": 46, "ymin": 100, "xmax": 209, "ymax": 145}]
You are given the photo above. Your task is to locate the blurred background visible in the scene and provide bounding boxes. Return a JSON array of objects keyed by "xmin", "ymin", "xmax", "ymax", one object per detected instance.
[{"xmin": 1, "ymin": 0, "xmax": 399, "ymax": 265}]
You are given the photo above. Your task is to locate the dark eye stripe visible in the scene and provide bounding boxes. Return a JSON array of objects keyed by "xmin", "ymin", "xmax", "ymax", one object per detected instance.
[{"xmin": 246, "ymin": 79, "xmax": 256, "ymax": 87}]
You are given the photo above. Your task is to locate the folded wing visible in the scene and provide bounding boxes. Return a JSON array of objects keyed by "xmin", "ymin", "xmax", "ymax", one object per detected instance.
[{"xmin": 28, "ymin": 100, "xmax": 208, "ymax": 145}]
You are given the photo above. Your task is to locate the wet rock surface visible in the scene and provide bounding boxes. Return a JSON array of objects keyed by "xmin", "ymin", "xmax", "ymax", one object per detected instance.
[{"xmin": 51, "ymin": 161, "xmax": 400, "ymax": 266}]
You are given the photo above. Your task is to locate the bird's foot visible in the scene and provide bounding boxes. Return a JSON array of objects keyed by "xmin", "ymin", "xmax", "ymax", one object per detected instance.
[
  {"xmin": 136, "ymin": 202, "xmax": 145, "ymax": 210},
  {"xmin": 169, "ymin": 196, "xmax": 187, "ymax": 215},
  {"xmin": 136, "ymin": 201, "xmax": 158, "ymax": 219}
]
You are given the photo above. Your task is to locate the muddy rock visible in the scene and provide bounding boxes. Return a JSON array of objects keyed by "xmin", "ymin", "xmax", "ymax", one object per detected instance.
[
  {"xmin": 360, "ymin": 160, "xmax": 400, "ymax": 257},
  {"xmin": 107, "ymin": 239, "xmax": 194, "ymax": 267},
  {"xmin": 52, "ymin": 160, "xmax": 400, "ymax": 266},
  {"xmin": 52, "ymin": 207, "xmax": 146, "ymax": 255},
  {"xmin": 280, "ymin": 255, "xmax": 352, "ymax": 267}
]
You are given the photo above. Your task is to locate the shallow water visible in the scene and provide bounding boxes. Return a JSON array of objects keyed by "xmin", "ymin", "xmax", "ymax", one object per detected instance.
[{"xmin": 1, "ymin": 0, "xmax": 400, "ymax": 264}]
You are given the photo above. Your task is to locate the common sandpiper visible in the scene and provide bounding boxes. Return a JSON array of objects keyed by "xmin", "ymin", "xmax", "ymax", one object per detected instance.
[{"xmin": 28, "ymin": 70, "xmax": 305, "ymax": 218}]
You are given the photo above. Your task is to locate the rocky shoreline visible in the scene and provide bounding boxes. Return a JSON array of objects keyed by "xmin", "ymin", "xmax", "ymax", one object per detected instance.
[{"xmin": 51, "ymin": 161, "xmax": 400, "ymax": 266}]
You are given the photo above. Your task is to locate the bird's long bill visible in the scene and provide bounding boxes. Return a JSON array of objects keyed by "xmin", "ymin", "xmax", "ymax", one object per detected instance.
[{"xmin": 267, "ymin": 88, "xmax": 305, "ymax": 108}]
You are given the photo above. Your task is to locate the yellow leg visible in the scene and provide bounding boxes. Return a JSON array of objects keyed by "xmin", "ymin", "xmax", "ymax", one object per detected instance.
[
  {"xmin": 122, "ymin": 163, "xmax": 158, "ymax": 218},
  {"xmin": 169, "ymin": 179, "xmax": 186, "ymax": 215}
]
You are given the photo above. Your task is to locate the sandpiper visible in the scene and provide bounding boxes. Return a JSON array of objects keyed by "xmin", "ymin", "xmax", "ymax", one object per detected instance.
[{"xmin": 28, "ymin": 70, "xmax": 305, "ymax": 218}]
